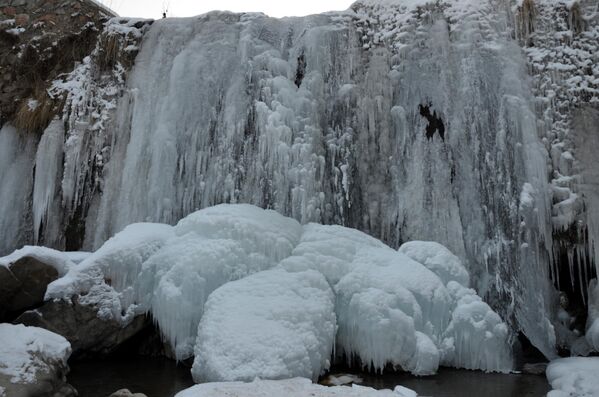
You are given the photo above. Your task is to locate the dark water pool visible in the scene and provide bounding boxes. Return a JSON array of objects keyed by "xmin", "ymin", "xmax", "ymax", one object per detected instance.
[
  {"xmin": 350, "ymin": 367, "xmax": 550, "ymax": 397},
  {"xmin": 68, "ymin": 357, "xmax": 194, "ymax": 397},
  {"xmin": 68, "ymin": 358, "xmax": 550, "ymax": 397}
]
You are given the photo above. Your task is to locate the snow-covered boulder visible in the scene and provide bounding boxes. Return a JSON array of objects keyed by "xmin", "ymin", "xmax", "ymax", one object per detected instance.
[
  {"xmin": 192, "ymin": 268, "xmax": 335, "ymax": 382},
  {"xmin": 546, "ymin": 357, "xmax": 599, "ymax": 397},
  {"xmin": 15, "ymin": 299, "xmax": 149, "ymax": 358},
  {"xmin": 175, "ymin": 378, "xmax": 415, "ymax": 397},
  {"xmin": 0, "ymin": 323, "xmax": 76, "ymax": 397},
  {"xmin": 0, "ymin": 247, "xmax": 77, "ymax": 321}
]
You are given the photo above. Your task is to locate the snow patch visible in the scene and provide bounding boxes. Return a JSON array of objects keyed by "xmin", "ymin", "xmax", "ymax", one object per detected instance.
[
  {"xmin": 176, "ymin": 378, "xmax": 413, "ymax": 397},
  {"xmin": 546, "ymin": 357, "xmax": 599, "ymax": 397}
]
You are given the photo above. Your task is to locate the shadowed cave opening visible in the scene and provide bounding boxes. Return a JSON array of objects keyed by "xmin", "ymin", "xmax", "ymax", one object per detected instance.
[{"xmin": 419, "ymin": 103, "xmax": 445, "ymax": 140}]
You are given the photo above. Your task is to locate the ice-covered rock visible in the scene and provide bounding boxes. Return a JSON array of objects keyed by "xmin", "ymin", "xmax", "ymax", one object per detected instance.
[
  {"xmin": 546, "ymin": 357, "xmax": 599, "ymax": 397},
  {"xmin": 0, "ymin": 324, "xmax": 76, "ymax": 397},
  {"xmin": 0, "ymin": 247, "xmax": 78, "ymax": 321},
  {"xmin": 586, "ymin": 279, "xmax": 599, "ymax": 351},
  {"xmin": 175, "ymin": 378, "xmax": 414, "ymax": 397},
  {"xmin": 192, "ymin": 268, "xmax": 335, "ymax": 382}
]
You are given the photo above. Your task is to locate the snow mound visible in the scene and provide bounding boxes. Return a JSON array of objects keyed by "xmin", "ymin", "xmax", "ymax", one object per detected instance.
[
  {"xmin": 280, "ymin": 223, "xmax": 387, "ymax": 284},
  {"xmin": 0, "ymin": 323, "xmax": 71, "ymax": 385},
  {"xmin": 192, "ymin": 268, "xmax": 335, "ymax": 382},
  {"xmin": 335, "ymin": 247, "xmax": 447, "ymax": 375},
  {"xmin": 176, "ymin": 378, "xmax": 414, "ymax": 397},
  {"xmin": 175, "ymin": 204, "xmax": 302, "ymax": 263},
  {"xmin": 546, "ymin": 357, "xmax": 599, "ymax": 397},
  {"xmin": 399, "ymin": 241, "xmax": 469, "ymax": 287}
]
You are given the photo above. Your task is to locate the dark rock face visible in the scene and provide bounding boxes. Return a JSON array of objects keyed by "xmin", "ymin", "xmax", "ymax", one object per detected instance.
[
  {"xmin": 15, "ymin": 300, "xmax": 151, "ymax": 358},
  {"xmin": 0, "ymin": 0, "xmax": 115, "ymax": 129},
  {"xmin": 0, "ymin": 256, "xmax": 59, "ymax": 321}
]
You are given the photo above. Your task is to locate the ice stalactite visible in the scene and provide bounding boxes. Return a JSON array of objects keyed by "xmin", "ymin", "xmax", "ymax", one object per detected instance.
[
  {"xmin": 32, "ymin": 120, "xmax": 65, "ymax": 247},
  {"xmin": 0, "ymin": 125, "xmax": 36, "ymax": 255}
]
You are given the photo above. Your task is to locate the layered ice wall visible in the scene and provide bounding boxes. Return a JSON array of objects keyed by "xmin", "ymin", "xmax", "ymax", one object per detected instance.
[{"xmin": 1, "ymin": 0, "xmax": 598, "ymax": 357}]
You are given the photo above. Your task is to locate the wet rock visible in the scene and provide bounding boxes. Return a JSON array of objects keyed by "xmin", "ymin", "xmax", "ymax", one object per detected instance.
[
  {"xmin": 0, "ymin": 256, "xmax": 59, "ymax": 321},
  {"xmin": 108, "ymin": 389, "xmax": 148, "ymax": 397},
  {"xmin": 15, "ymin": 299, "xmax": 151, "ymax": 358},
  {"xmin": 522, "ymin": 362, "xmax": 548, "ymax": 375}
]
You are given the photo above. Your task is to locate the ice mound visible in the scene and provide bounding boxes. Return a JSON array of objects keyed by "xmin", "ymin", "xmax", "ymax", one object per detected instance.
[
  {"xmin": 174, "ymin": 204, "xmax": 302, "ymax": 264},
  {"xmin": 546, "ymin": 357, "xmax": 599, "ymax": 397},
  {"xmin": 398, "ymin": 241, "xmax": 469, "ymax": 287},
  {"xmin": 39, "ymin": 204, "xmax": 512, "ymax": 375},
  {"xmin": 192, "ymin": 268, "xmax": 335, "ymax": 382},
  {"xmin": 176, "ymin": 377, "xmax": 415, "ymax": 397},
  {"xmin": 279, "ymin": 223, "xmax": 388, "ymax": 284},
  {"xmin": 45, "ymin": 204, "xmax": 301, "ymax": 359},
  {"xmin": 441, "ymin": 281, "xmax": 512, "ymax": 372},
  {"xmin": 335, "ymin": 248, "xmax": 447, "ymax": 375}
]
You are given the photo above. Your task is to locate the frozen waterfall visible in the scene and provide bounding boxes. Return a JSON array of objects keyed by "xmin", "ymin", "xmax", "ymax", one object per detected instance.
[{"xmin": 1, "ymin": 0, "xmax": 598, "ymax": 359}]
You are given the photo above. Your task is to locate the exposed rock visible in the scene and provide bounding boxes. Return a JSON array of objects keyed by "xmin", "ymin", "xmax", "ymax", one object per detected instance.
[
  {"xmin": 522, "ymin": 362, "xmax": 548, "ymax": 375},
  {"xmin": 0, "ymin": 256, "xmax": 59, "ymax": 321},
  {"xmin": 0, "ymin": 323, "xmax": 77, "ymax": 397},
  {"xmin": 15, "ymin": 299, "xmax": 150, "ymax": 358},
  {"xmin": 108, "ymin": 389, "xmax": 148, "ymax": 397},
  {"xmin": 0, "ymin": 0, "xmax": 116, "ymax": 129}
]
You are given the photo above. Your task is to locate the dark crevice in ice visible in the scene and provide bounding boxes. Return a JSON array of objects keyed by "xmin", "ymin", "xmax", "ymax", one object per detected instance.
[
  {"xmin": 419, "ymin": 103, "xmax": 445, "ymax": 141},
  {"xmin": 294, "ymin": 52, "xmax": 306, "ymax": 88}
]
